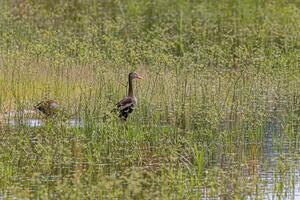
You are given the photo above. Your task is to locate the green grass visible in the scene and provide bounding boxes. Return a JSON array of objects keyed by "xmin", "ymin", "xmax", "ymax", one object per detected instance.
[{"xmin": 0, "ymin": 0, "xmax": 299, "ymax": 199}]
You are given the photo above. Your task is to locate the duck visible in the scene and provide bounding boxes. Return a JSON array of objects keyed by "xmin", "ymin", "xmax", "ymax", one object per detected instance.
[
  {"xmin": 115, "ymin": 72, "xmax": 143, "ymax": 121},
  {"xmin": 35, "ymin": 99, "xmax": 60, "ymax": 117}
]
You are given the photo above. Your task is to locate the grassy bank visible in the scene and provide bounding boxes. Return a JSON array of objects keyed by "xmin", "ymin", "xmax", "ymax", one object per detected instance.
[{"xmin": 0, "ymin": 0, "xmax": 299, "ymax": 199}]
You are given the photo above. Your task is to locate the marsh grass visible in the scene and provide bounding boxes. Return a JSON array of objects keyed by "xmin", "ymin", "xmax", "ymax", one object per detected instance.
[{"xmin": 0, "ymin": 0, "xmax": 299, "ymax": 199}]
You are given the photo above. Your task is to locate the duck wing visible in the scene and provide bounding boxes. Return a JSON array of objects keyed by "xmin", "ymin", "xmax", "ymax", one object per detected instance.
[
  {"xmin": 116, "ymin": 97, "xmax": 136, "ymax": 120},
  {"xmin": 116, "ymin": 97, "xmax": 136, "ymax": 110}
]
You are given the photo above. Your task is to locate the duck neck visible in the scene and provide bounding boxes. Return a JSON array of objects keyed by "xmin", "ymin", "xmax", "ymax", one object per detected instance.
[{"xmin": 128, "ymin": 76, "xmax": 134, "ymax": 97}]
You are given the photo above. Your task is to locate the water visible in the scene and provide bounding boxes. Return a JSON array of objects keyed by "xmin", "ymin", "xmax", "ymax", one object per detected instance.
[
  {"xmin": 198, "ymin": 120, "xmax": 300, "ymax": 199},
  {"xmin": 0, "ymin": 116, "xmax": 299, "ymax": 199},
  {"xmin": 1, "ymin": 118, "xmax": 84, "ymax": 128},
  {"xmin": 259, "ymin": 122, "xmax": 300, "ymax": 200}
]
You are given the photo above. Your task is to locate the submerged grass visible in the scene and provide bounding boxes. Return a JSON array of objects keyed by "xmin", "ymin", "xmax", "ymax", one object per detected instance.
[{"xmin": 0, "ymin": 0, "xmax": 299, "ymax": 199}]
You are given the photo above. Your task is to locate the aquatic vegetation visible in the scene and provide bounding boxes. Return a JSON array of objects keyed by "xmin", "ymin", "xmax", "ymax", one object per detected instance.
[{"xmin": 0, "ymin": 0, "xmax": 299, "ymax": 199}]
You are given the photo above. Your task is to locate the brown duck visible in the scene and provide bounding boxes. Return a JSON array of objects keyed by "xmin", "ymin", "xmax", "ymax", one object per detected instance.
[
  {"xmin": 116, "ymin": 72, "xmax": 143, "ymax": 120},
  {"xmin": 35, "ymin": 100, "xmax": 60, "ymax": 117}
]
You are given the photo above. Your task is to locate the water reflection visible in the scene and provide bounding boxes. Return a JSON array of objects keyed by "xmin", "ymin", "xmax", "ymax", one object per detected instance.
[
  {"xmin": 203, "ymin": 121, "xmax": 300, "ymax": 199},
  {"xmin": 6, "ymin": 119, "xmax": 43, "ymax": 127},
  {"xmin": 260, "ymin": 121, "xmax": 300, "ymax": 199},
  {"xmin": 68, "ymin": 119, "xmax": 84, "ymax": 128},
  {"xmin": 1, "ymin": 118, "xmax": 84, "ymax": 128}
]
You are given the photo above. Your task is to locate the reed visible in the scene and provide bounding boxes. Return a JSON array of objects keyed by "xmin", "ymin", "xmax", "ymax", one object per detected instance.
[{"xmin": 0, "ymin": 0, "xmax": 299, "ymax": 199}]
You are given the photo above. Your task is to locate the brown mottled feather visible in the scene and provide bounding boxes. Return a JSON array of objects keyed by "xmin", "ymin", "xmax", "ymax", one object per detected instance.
[{"xmin": 35, "ymin": 100, "xmax": 59, "ymax": 117}]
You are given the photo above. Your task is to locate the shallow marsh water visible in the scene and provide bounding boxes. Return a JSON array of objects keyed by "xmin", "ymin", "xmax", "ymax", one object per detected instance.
[
  {"xmin": 0, "ymin": 116, "xmax": 299, "ymax": 199},
  {"xmin": 0, "ymin": 0, "xmax": 299, "ymax": 199},
  {"xmin": 2, "ymin": 118, "xmax": 84, "ymax": 128},
  {"xmin": 0, "ymin": 111, "xmax": 84, "ymax": 128}
]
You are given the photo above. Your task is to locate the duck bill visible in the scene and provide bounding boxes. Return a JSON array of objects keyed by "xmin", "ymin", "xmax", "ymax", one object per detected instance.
[{"xmin": 137, "ymin": 75, "xmax": 143, "ymax": 79}]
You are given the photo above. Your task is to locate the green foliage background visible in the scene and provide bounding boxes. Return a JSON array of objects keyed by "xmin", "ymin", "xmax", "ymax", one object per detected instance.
[{"xmin": 0, "ymin": 0, "xmax": 299, "ymax": 199}]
